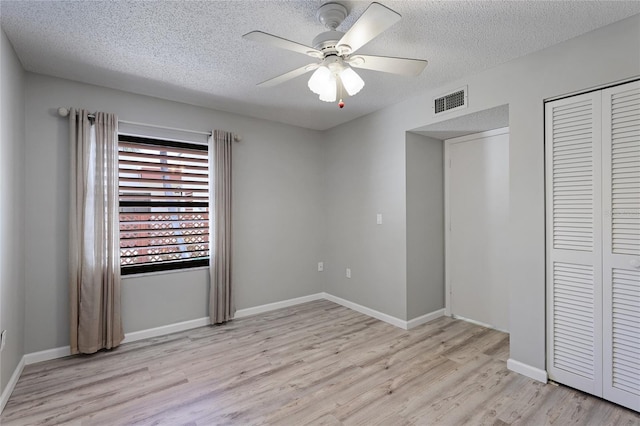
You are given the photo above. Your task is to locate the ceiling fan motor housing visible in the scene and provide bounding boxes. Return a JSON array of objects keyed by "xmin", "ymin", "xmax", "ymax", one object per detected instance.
[
  {"xmin": 316, "ymin": 2, "xmax": 348, "ymax": 30},
  {"xmin": 312, "ymin": 30, "xmax": 346, "ymax": 55}
]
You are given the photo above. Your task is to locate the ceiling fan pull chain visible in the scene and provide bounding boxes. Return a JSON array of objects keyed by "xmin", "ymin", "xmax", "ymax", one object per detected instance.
[{"xmin": 338, "ymin": 77, "xmax": 345, "ymax": 108}]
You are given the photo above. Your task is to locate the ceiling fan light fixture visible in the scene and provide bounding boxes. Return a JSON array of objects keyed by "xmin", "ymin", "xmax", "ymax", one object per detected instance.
[
  {"xmin": 245, "ymin": 2, "xmax": 428, "ymax": 106},
  {"xmin": 308, "ymin": 66, "xmax": 332, "ymax": 95},
  {"xmin": 339, "ymin": 66, "xmax": 365, "ymax": 96}
]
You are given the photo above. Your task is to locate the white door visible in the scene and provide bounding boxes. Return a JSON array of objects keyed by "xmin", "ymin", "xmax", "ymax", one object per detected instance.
[
  {"xmin": 546, "ymin": 80, "xmax": 639, "ymax": 411},
  {"xmin": 601, "ymin": 81, "xmax": 640, "ymax": 412},
  {"xmin": 545, "ymin": 91, "xmax": 603, "ymax": 396},
  {"xmin": 446, "ymin": 128, "xmax": 510, "ymax": 332}
]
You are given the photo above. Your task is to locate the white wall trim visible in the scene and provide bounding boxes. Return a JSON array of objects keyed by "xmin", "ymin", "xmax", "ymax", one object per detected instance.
[
  {"xmin": 234, "ymin": 293, "xmax": 325, "ymax": 319},
  {"xmin": 236, "ymin": 293, "xmax": 444, "ymax": 331},
  {"xmin": 451, "ymin": 314, "xmax": 509, "ymax": 334},
  {"xmin": 444, "ymin": 127, "xmax": 510, "ymax": 145},
  {"xmin": 24, "ymin": 346, "xmax": 71, "ymax": 365},
  {"xmin": 444, "ymin": 138, "xmax": 451, "ymax": 317},
  {"xmin": 1, "ymin": 356, "xmax": 25, "ymax": 414},
  {"xmin": 544, "ymin": 76, "xmax": 640, "ymax": 103},
  {"xmin": 406, "ymin": 309, "xmax": 446, "ymax": 329},
  {"xmin": 507, "ymin": 358, "xmax": 548, "ymax": 383},
  {"xmin": 122, "ymin": 317, "xmax": 210, "ymax": 344},
  {"xmin": 322, "ymin": 292, "xmax": 409, "ymax": 329}
]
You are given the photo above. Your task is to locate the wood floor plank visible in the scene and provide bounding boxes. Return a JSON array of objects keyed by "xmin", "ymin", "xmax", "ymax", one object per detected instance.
[{"xmin": 2, "ymin": 300, "xmax": 638, "ymax": 425}]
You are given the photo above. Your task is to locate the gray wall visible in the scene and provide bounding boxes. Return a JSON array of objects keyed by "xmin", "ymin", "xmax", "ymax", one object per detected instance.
[
  {"xmin": 323, "ymin": 109, "xmax": 408, "ymax": 320},
  {"xmin": 122, "ymin": 269, "xmax": 208, "ymax": 333},
  {"xmin": 322, "ymin": 15, "xmax": 640, "ymax": 370},
  {"xmin": 406, "ymin": 133, "xmax": 444, "ymax": 320},
  {"xmin": 0, "ymin": 28, "xmax": 26, "ymax": 393},
  {"xmin": 23, "ymin": 74, "xmax": 325, "ymax": 352}
]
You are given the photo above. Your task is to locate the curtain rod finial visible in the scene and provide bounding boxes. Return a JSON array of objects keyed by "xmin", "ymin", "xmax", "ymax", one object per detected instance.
[{"xmin": 58, "ymin": 107, "xmax": 70, "ymax": 117}]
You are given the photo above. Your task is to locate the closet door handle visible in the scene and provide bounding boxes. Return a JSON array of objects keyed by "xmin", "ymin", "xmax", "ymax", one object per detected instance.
[{"xmin": 630, "ymin": 259, "xmax": 640, "ymax": 269}]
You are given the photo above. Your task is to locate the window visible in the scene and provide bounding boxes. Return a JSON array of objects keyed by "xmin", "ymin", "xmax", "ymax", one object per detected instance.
[{"xmin": 118, "ymin": 135, "xmax": 209, "ymax": 275}]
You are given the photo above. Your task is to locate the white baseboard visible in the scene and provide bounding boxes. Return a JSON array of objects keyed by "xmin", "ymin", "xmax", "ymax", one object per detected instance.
[
  {"xmin": 24, "ymin": 346, "xmax": 71, "ymax": 365},
  {"xmin": 322, "ymin": 292, "xmax": 409, "ymax": 329},
  {"xmin": 406, "ymin": 309, "xmax": 446, "ymax": 329},
  {"xmin": 122, "ymin": 317, "xmax": 210, "ymax": 344},
  {"xmin": 23, "ymin": 317, "xmax": 211, "ymax": 365},
  {"xmin": 507, "ymin": 358, "xmax": 548, "ymax": 383},
  {"xmin": 451, "ymin": 314, "xmax": 509, "ymax": 334},
  {"xmin": 235, "ymin": 293, "xmax": 443, "ymax": 331},
  {"xmin": 235, "ymin": 293, "xmax": 325, "ymax": 318},
  {"xmin": 1, "ymin": 356, "xmax": 24, "ymax": 414}
]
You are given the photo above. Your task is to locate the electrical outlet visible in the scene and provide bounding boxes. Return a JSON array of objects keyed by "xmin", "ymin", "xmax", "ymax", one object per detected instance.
[
  {"xmin": 318, "ymin": 262, "xmax": 324, "ymax": 272},
  {"xmin": 0, "ymin": 330, "xmax": 6, "ymax": 351},
  {"xmin": 346, "ymin": 268, "xmax": 351, "ymax": 278}
]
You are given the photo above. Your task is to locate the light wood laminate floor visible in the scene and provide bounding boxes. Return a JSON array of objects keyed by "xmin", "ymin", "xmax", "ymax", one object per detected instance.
[{"xmin": 2, "ymin": 300, "xmax": 639, "ymax": 425}]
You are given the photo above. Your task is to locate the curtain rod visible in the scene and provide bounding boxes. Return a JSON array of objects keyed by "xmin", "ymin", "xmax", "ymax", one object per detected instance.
[{"xmin": 57, "ymin": 107, "xmax": 241, "ymax": 142}]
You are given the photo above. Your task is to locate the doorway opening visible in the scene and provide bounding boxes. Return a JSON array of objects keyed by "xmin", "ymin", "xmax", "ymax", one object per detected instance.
[{"xmin": 410, "ymin": 104, "xmax": 510, "ymax": 332}]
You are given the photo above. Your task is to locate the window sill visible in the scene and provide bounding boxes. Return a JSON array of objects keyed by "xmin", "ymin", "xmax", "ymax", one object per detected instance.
[{"xmin": 121, "ymin": 266, "xmax": 209, "ymax": 280}]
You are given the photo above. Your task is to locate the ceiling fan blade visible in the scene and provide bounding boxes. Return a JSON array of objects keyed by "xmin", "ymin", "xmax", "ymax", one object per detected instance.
[
  {"xmin": 257, "ymin": 63, "xmax": 319, "ymax": 88},
  {"xmin": 337, "ymin": 2, "xmax": 401, "ymax": 55},
  {"xmin": 243, "ymin": 31, "xmax": 323, "ymax": 58},
  {"xmin": 347, "ymin": 54, "xmax": 428, "ymax": 76}
]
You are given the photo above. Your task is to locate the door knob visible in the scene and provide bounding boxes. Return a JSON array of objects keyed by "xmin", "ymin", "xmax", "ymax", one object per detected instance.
[{"xmin": 630, "ymin": 259, "xmax": 640, "ymax": 269}]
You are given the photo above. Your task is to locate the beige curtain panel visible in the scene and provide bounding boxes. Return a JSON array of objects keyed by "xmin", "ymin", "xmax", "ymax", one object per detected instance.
[
  {"xmin": 209, "ymin": 130, "xmax": 234, "ymax": 324},
  {"xmin": 69, "ymin": 109, "xmax": 124, "ymax": 354}
]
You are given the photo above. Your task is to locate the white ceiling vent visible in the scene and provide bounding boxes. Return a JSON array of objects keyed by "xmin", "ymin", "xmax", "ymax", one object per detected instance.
[{"xmin": 433, "ymin": 86, "xmax": 468, "ymax": 115}]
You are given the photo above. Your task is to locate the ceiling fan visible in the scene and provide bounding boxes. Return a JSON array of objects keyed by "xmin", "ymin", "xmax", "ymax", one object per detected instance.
[{"xmin": 243, "ymin": 2, "xmax": 428, "ymax": 108}]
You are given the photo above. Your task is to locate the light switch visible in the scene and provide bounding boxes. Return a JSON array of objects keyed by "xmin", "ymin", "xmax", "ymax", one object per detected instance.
[
  {"xmin": 346, "ymin": 268, "xmax": 351, "ymax": 278},
  {"xmin": 376, "ymin": 213, "xmax": 383, "ymax": 225},
  {"xmin": 318, "ymin": 262, "xmax": 324, "ymax": 272}
]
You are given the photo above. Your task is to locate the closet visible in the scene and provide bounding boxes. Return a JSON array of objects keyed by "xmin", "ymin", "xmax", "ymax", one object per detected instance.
[{"xmin": 545, "ymin": 80, "xmax": 639, "ymax": 411}]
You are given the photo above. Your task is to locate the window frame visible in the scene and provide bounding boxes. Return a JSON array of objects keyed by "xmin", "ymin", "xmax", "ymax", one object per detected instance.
[{"xmin": 118, "ymin": 134, "xmax": 210, "ymax": 276}]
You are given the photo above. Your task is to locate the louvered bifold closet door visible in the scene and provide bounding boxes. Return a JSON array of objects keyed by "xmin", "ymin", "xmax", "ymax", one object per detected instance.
[
  {"xmin": 545, "ymin": 91, "xmax": 603, "ymax": 396},
  {"xmin": 602, "ymin": 81, "xmax": 640, "ymax": 412}
]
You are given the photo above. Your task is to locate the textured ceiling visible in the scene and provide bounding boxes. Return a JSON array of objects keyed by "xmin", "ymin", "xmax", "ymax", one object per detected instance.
[{"xmin": 1, "ymin": 1, "xmax": 639, "ymax": 130}]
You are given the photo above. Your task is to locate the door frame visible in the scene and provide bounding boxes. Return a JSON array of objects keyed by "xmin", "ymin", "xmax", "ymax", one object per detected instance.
[{"xmin": 444, "ymin": 127, "xmax": 510, "ymax": 318}]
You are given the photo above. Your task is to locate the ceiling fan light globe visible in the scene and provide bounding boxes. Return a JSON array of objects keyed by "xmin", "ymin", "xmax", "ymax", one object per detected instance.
[
  {"xmin": 308, "ymin": 66, "xmax": 332, "ymax": 95},
  {"xmin": 319, "ymin": 92, "xmax": 337, "ymax": 102},
  {"xmin": 340, "ymin": 67, "xmax": 365, "ymax": 96},
  {"xmin": 318, "ymin": 76, "xmax": 337, "ymax": 102}
]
